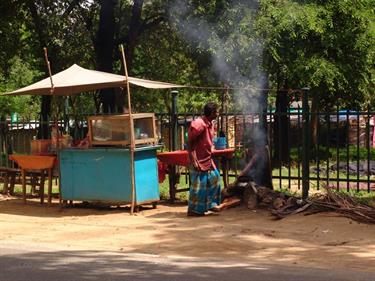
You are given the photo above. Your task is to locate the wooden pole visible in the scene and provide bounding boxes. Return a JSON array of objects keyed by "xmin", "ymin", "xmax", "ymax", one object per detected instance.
[
  {"xmin": 225, "ymin": 85, "xmax": 229, "ymax": 134},
  {"xmin": 43, "ymin": 47, "xmax": 54, "ymax": 95},
  {"xmin": 220, "ymin": 87, "xmax": 225, "ymax": 132},
  {"xmin": 120, "ymin": 45, "xmax": 136, "ymax": 215},
  {"xmin": 43, "ymin": 47, "xmax": 61, "ymax": 206},
  {"xmin": 44, "ymin": 47, "xmax": 59, "ymax": 146}
]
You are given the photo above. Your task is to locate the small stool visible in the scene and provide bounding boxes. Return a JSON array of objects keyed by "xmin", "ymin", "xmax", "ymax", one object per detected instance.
[
  {"xmin": 0, "ymin": 167, "xmax": 20, "ymax": 195},
  {"xmin": 9, "ymin": 155, "xmax": 56, "ymax": 205},
  {"xmin": 20, "ymin": 168, "xmax": 52, "ymax": 204}
]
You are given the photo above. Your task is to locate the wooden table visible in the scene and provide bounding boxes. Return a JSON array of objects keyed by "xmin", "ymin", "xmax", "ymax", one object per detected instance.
[
  {"xmin": 157, "ymin": 148, "xmax": 235, "ymax": 201},
  {"xmin": 9, "ymin": 154, "xmax": 56, "ymax": 205}
]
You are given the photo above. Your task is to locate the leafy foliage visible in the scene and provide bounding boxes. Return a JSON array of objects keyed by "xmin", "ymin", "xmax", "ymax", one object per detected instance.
[
  {"xmin": 0, "ymin": 0, "xmax": 373, "ymax": 116},
  {"xmin": 0, "ymin": 57, "xmax": 41, "ymax": 118},
  {"xmin": 257, "ymin": 0, "xmax": 374, "ymax": 109}
]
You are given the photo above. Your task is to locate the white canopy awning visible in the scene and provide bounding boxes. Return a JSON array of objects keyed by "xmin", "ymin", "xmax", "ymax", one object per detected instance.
[{"xmin": 4, "ymin": 64, "xmax": 185, "ymax": 96}]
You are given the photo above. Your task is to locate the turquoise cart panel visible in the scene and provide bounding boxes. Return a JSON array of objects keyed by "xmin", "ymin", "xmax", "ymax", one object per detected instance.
[
  {"xmin": 59, "ymin": 147, "xmax": 159, "ymax": 204},
  {"xmin": 134, "ymin": 149, "xmax": 159, "ymax": 202}
]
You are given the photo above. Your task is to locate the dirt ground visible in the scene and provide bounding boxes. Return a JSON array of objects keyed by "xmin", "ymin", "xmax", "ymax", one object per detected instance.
[{"xmin": 0, "ymin": 194, "xmax": 374, "ymax": 273}]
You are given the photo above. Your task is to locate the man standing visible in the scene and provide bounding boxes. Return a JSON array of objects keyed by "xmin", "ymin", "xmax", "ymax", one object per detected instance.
[{"xmin": 187, "ymin": 102, "xmax": 221, "ymax": 216}]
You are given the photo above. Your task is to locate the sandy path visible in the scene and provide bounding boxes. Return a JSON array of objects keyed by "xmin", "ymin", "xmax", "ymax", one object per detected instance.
[{"xmin": 0, "ymin": 196, "xmax": 374, "ymax": 272}]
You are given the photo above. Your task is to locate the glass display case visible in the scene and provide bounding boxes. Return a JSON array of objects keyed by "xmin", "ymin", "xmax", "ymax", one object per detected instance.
[{"xmin": 88, "ymin": 113, "xmax": 157, "ymax": 146}]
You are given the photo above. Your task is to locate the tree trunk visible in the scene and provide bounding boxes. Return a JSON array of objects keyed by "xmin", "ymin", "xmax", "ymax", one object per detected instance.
[
  {"xmin": 124, "ymin": 0, "xmax": 144, "ymax": 72},
  {"xmin": 96, "ymin": 0, "xmax": 117, "ymax": 113},
  {"xmin": 238, "ymin": 84, "xmax": 273, "ymax": 190},
  {"xmin": 28, "ymin": 2, "xmax": 52, "ymax": 139},
  {"xmin": 117, "ymin": 0, "xmax": 144, "ymax": 113},
  {"xmin": 258, "ymin": 87, "xmax": 273, "ymax": 189},
  {"xmin": 38, "ymin": 96, "xmax": 52, "ymax": 139},
  {"xmin": 273, "ymin": 89, "xmax": 289, "ymax": 165},
  {"xmin": 310, "ymin": 91, "xmax": 319, "ymax": 147}
]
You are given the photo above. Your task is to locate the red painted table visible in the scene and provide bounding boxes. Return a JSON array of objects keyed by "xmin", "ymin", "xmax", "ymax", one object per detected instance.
[
  {"xmin": 157, "ymin": 148, "xmax": 235, "ymax": 200},
  {"xmin": 157, "ymin": 149, "xmax": 234, "ymax": 167},
  {"xmin": 9, "ymin": 154, "xmax": 57, "ymax": 205}
]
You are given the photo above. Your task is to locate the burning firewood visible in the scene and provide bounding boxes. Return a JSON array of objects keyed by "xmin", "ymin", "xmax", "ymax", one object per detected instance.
[{"xmin": 222, "ymin": 180, "xmax": 287, "ymax": 210}]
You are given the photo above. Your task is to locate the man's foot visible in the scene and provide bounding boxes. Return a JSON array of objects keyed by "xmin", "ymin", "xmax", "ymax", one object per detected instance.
[
  {"xmin": 209, "ymin": 205, "xmax": 222, "ymax": 212},
  {"xmin": 187, "ymin": 211, "xmax": 205, "ymax": 217},
  {"xmin": 205, "ymin": 210, "xmax": 220, "ymax": 216}
]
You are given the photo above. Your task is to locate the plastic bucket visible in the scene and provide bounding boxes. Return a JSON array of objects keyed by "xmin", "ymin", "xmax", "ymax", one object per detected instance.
[{"xmin": 214, "ymin": 137, "xmax": 227, "ymax": 150}]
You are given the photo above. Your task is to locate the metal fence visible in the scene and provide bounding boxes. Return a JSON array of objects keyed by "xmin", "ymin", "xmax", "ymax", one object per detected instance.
[
  {"xmin": 156, "ymin": 109, "xmax": 375, "ymax": 194},
  {"xmin": 269, "ymin": 109, "xmax": 375, "ymax": 193},
  {"xmin": 1, "ymin": 109, "xmax": 374, "ymax": 195}
]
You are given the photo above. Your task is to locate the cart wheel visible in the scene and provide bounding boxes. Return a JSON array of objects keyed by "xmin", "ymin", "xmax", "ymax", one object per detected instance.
[{"xmin": 152, "ymin": 202, "xmax": 158, "ymax": 209}]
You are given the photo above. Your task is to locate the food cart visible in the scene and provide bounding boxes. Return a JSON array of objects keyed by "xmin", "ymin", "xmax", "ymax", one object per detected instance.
[
  {"xmin": 59, "ymin": 113, "xmax": 160, "ymax": 208},
  {"xmin": 4, "ymin": 56, "xmax": 184, "ymax": 211}
]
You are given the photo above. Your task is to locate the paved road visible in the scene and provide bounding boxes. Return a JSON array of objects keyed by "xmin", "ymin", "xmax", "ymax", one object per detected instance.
[{"xmin": 0, "ymin": 245, "xmax": 373, "ymax": 281}]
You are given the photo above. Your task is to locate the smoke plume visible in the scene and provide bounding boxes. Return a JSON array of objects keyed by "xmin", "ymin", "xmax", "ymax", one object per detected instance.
[{"xmin": 168, "ymin": 0, "xmax": 267, "ymax": 141}]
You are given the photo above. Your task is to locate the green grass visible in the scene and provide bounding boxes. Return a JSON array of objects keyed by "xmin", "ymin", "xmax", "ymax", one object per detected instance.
[
  {"xmin": 272, "ymin": 164, "xmax": 375, "ymax": 181},
  {"xmin": 290, "ymin": 145, "xmax": 375, "ymax": 162},
  {"xmin": 271, "ymin": 165, "xmax": 375, "ymax": 206},
  {"xmin": 159, "ymin": 175, "xmax": 190, "ymax": 201},
  {"xmin": 7, "ymin": 168, "xmax": 374, "ymax": 208},
  {"xmin": 10, "ymin": 182, "xmax": 60, "ymax": 197},
  {"xmin": 159, "ymin": 173, "xmax": 236, "ymax": 201}
]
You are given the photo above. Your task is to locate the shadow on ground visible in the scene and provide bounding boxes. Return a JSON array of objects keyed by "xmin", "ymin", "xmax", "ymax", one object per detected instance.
[
  {"xmin": 1, "ymin": 195, "xmax": 375, "ymax": 273},
  {"xmin": 0, "ymin": 196, "xmax": 176, "ymax": 218},
  {"xmin": 1, "ymin": 249, "xmax": 374, "ymax": 281}
]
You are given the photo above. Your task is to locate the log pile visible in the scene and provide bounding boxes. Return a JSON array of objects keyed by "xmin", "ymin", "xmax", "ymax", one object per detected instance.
[
  {"xmin": 307, "ymin": 189, "xmax": 375, "ymax": 224},
  {"xmin": 223, "ymin": 181, "xmax": 375, "ymax": 224},
  {"xmin": 271, "ymin": 188, "xmax": 375, "ymax": 224}
]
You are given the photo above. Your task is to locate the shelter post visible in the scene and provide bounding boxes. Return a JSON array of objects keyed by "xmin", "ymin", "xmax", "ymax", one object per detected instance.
[
  {"xmin": 43, "ymin": 47, "xmax": 54, "ymax": 94},
  {"xmin": 120, "ymin": 44, "xmax": 136, "ymax": 215},
  {"xmin": 220, "ymin": 85, "xmax": 229, "ymax": 135},
  {"xmin": 169, "ymin": 90, "xmax": 179, "ymax": 202}
]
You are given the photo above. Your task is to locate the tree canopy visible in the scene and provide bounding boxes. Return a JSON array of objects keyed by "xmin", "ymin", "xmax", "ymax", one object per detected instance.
[{"xmin": 0, "ymin": 0, "xmax": 373, "ymax": 118}]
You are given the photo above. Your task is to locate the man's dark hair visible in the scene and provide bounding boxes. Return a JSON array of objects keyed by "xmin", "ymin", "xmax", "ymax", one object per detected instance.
[{"xmin": 203, "ymin": 102, "xmax": 218, "ymax": 117}]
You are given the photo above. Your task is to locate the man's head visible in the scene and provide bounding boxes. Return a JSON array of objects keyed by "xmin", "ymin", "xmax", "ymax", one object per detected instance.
[{"xmin": 203, "ymin": 102, "xmax": 219, "ymax": 121}]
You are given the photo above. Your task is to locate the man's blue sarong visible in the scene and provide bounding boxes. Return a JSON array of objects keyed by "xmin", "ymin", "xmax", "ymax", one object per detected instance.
[{"xmin": 188, "ymin": 168, "xmax": 221, "ymax": 215}]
